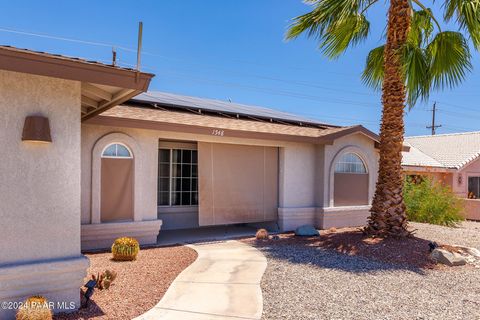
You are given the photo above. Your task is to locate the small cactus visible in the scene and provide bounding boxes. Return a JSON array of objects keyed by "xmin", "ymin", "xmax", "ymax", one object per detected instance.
[
  {"xmin": 255, "ymin": 228, "xmax": 269, "ymax": 240},
  {"xmin": 93, "ymin": 269, "xmax": 118, "ymax": 290},
  {"xmin": 111, "ymin": 237, "xmax": 140, "ymax": 261},
  {"xmin": 16, "ymin": 295, "xmax": 52, "ymax": 320}
]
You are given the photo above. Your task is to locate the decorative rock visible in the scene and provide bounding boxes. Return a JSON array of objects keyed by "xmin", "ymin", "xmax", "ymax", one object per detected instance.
[
  {"xmin": 294, "ymin": 225, "xmax": 320, "ymax": 237},
  {"xmin": 431, "ymin": 248, "xmax": 467, "ymax": 266}
]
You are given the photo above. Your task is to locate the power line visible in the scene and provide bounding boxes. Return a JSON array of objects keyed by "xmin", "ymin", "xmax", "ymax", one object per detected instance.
[{"xmin": 0, "ymin": 26, "xmax": 138, "ymax": 53}]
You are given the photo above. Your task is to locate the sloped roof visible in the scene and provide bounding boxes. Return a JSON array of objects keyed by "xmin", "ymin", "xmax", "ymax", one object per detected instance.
[
  {"xmin": 402, "ymin": 131, "xmax": 480, "ymax": 169},
  {"xmin": 97, "ymin": 105, "xmax": 362, "ymax": 142},
  {"xmin": 87, "ymin": 91, "xmax": 380, "ymax": 144},
  {"xmin": 131, "ymin": 91, "xmax": 337, "ymax": 128}
]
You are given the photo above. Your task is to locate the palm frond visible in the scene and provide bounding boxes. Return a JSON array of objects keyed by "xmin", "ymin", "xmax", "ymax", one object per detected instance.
[
  {"xmin": 322, "ymin": 13, "xmax": 370, "ymax": 58},
  {"xmin": 361, "ymin": 45, "xmax": 385, "ymax": 90},
  {"xmin": 408, "ymin": 9, "xmax": 434, "ymax": 46},
  {"xmin": 286, "ymin": 0, "xmax": 374, "ymax": 58},
  {"xmin": 443, "ymin": 0, "xmax": 480, "ymax": 49},
  {"xmin": 427, "ymin": 31, "xmax": 472, "ymax": 90},
  {"xmin": 402, "ymin": 43, "xmax": 430, "ymax": 108}
]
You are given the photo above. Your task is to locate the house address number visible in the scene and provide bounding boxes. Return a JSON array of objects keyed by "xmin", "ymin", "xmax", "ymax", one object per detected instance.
[{"xmin": 211, "ymin": 129, "xmax": 225, "ymax": 136}]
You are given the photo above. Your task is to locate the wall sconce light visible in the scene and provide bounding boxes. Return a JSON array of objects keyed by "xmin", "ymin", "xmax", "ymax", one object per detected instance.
[
  {"xmin": 22, "ymin": 115, "xmax": 52, "ymax": 143},
  {"xmin": 458, "ymin": 174, "xmax": 463, "ymax": 185}
]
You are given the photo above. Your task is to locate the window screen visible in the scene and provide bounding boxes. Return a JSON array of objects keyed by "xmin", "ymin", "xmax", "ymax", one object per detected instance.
[{"xmin": 158, "ymin": 148, "xmax": 198, "ymax": 206}]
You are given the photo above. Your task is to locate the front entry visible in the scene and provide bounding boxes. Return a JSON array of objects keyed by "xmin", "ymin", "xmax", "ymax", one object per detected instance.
[{"xmin": 100, "ymin": 143, "xmax": 134, "ymax": 222}]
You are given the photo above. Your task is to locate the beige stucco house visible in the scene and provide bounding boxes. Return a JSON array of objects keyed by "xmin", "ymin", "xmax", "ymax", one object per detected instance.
[
  {"xmin": 80, "ymin": 92, "xmax": 381, "ymax": 250},
  {"xmin": 1, "ymin": 45, "xmax": 380, "ymax": 317},
  {"xmin": 402, "ymin": 132, "xmax": 480, "ymax": 220}
]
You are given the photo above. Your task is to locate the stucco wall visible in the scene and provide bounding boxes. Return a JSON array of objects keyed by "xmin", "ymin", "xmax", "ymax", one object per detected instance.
[
  {"xmin": 81, "ymin": 123, "xmax": 319, "ymax": 228},
  {"xmin": 0, "ymin": 70, "xmax": 87, "ymax": 317},
  {"xmin": 278, "ymin": 143, "xmax": 317, "ymax": 208},
  {"xmin": 0, "ymin": 70, "xmax": 81, "ymax": 264}
]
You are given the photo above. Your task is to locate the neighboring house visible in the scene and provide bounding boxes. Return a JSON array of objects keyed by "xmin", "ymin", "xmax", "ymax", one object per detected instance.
[
  {"xmin": 1, "ymin": 45, "xmax": 379, "ymax": 317},
  {"xmin": 402, "ymin": 132, "xmax": 480, "ymax": 220}
]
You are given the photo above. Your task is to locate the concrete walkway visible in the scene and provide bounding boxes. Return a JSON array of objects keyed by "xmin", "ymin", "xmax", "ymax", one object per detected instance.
[{"xmin": 135, "ymin": 240, "xmax": 267, "ymax": 320}]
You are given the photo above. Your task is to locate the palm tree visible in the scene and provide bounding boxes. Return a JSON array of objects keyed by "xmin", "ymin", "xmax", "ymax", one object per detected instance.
[{"xmin": 287, "ymin": 0, "xmax": 478, "ymax": 237}]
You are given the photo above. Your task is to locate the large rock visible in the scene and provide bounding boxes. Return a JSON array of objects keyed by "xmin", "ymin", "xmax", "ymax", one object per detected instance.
[
  {"xmin": 295, "ymin": 225, "xmax": 319, "ymax": 237},
  {"xmin": 431, "ymin": 248, "xmax": 467, "ymax": 266}
]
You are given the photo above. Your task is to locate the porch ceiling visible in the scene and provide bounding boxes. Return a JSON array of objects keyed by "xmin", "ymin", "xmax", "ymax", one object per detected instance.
[{"xmin": 80, "ymin": 83, "xmax": 141, "ymax": 121}]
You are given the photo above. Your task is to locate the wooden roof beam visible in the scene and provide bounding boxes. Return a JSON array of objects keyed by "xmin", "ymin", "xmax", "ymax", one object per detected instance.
[
  {"xmin": 81, "ymin": 95, "xmax": 99, "ymax": 109},
  {"xmin": 82, "ymin": 82, "xmax": 113, "ymax": 101}
]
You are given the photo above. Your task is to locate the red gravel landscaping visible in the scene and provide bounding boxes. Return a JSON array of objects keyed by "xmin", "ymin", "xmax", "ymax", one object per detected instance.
[
  {"xmin": 244, "ymin": 227, "xmax": 451, "ymax": 269},
  {"xmin": 54, "ymin": 245, "xmax": 197, "ymax": 320}
]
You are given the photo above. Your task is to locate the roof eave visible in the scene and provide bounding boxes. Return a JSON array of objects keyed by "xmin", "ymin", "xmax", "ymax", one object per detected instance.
[{"xmin": 0, "ymin": 46, "xmax": 154, "ymax": 91}]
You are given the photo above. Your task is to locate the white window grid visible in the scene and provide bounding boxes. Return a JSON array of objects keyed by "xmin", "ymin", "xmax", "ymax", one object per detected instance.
[
  {"xmin": 335, "ymin": 152, "xmax": 367, "ymax": 174},
  {"xmin": 158, "ymin": 148, "xmax": 198, "ymax": 206}
]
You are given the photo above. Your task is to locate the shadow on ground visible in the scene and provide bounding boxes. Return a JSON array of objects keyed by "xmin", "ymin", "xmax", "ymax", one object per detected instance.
[
  {"xmin": 54, "ymin": 290, "xmax": 105, "ymax": 320},
  {"xmin": 246, "ymin": 230, "xmax": 438, "ymax": 275}
]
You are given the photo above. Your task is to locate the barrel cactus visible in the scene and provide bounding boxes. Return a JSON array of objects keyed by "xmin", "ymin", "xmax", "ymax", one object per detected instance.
[
  {"xmin": 111, "ymin": 237, "xmax": 140, "ymax": 261},
  {"xmin": 16, "ymin": 295, "xmax": 52, "ymax": 320}
]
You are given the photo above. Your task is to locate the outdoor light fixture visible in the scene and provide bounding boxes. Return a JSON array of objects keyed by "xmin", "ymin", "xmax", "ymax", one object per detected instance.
[
  {"xmin": 22, "ymin": 115, "xmax": 52, "ymax": 143},
  {"xmin": 458, "ymin": 174, "xmax": 463, "ymax": 185}
]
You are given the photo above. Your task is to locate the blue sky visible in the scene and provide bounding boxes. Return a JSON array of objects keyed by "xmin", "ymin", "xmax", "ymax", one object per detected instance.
[{"xmin": 1, "ymin": 0, "xmax": 480, "ymax": 136}]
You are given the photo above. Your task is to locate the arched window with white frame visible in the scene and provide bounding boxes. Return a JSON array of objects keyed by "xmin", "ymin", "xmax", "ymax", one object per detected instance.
[
  {"xmin": 101, "ymin": 143, "xmax": 133, "ymax": 158},
  {"xmin": 100, "ymin": 142, "xmax": 134, "ymax": 222},
  {"xmin": 333, "ymin": 152, "xmax": 369, "ymax": 206},
  {"xmin": 335, "ymin": 152, "xmax": 367, "ymax": 174}
]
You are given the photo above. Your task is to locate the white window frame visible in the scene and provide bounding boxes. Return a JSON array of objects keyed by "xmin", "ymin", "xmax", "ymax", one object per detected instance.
[
  {"xmin": 158, "ymin": 147, "xmax": 198, "ymax": 207},
  {"xmin": 101, "ymin": 143, "xmax": 133, "ymax": 159},
  {"xmin": 334, "ymin": 152, "xmax": 367, "ymax": 174}
]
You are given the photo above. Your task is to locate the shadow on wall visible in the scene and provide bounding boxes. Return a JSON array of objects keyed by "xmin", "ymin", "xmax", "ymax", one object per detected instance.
[{"xmin": 248, "ymin": 231, "xmax": 434, "ymax": 275}]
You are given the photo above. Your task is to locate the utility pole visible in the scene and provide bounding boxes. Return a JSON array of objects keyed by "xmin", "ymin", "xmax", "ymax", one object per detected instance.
[{"xmin": 427, "ymin": 102, "xmax": 442, "ymax": 135}]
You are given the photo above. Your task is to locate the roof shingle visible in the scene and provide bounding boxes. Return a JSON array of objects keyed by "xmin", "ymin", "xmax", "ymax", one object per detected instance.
[{"xmin": 402, "ymin": 131, "xmax": 480, "ymax": 169}]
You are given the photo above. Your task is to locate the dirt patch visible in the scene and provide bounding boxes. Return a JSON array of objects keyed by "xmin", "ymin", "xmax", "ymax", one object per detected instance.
[
  {"xmin": 54, "ymin": 245, "xmax": 197, "ymax": 320},
  {"xmin": 244, "ymin": 227, "xmax": 456, "ymax": 269}
]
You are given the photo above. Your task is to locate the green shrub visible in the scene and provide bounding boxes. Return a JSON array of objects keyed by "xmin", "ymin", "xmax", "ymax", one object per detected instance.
[{"xmin": 404, "ymin": 177, "xmax": 464, "ymax": 226}]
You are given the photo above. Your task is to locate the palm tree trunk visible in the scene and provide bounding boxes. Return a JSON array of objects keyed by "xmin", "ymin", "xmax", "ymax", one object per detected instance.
[{"xmin": 366, "ymin": 0, "xmax": 411, "ymax": 237}]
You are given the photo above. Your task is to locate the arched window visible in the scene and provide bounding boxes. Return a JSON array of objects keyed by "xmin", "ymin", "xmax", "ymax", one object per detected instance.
[
  {"xmin": 335, "ymin": 153, "xmax": 366, "ymax": 174},
  {"xmin": 102, "ymin": 143, "xmax": 132, "ymax": 158}
]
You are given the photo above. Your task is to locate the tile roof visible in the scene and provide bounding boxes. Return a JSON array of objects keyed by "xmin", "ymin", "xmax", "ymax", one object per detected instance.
[
  {"xmin": 131, "ymin": 91, "xmax": 337, "ymax": 128},
  {"xmin": 402, "ymin": 131, "xmax": 480, "ymax": 169},
  {"xmin": 101, "ymin": 105, "xmax": 351, "ymax": 138}
]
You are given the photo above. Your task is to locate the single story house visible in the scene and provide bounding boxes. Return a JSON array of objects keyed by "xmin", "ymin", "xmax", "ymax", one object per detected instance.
[
  {"xmin": 81, "ymin": 92, "xmax": 381, "ymax": 249},
  {"xmin": 402, "ymin": 132, "xmax": 480, "ymax": 220},
  {"xmin": 1, "ymin": 45, "xmax": 380, "ymax": 317}
]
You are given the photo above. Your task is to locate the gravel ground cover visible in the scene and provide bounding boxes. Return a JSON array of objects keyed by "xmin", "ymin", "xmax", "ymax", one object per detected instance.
[
  {"xmin": 54, "ymin": 245, "xmax": 197, "ymax": 320},
  {"xmin": 246, "ymin": 221, "xmax": 480, "ymax": 320}
]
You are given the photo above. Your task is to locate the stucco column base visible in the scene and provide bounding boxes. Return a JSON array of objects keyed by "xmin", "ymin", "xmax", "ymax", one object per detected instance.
[
  {"xmin": 81, "ymin": 220, "xmax": 163, "ymax": 251},
  {"xmin": 318, "ymin": 205, "xmax": 371, "ymax": 229},
  {"xmin": 278, "ymin": 207, "xmax": 316, "ymax": 232},
  {"xmin": 0, "ymin": 256, "xmax": 89, "ymax": 319}
]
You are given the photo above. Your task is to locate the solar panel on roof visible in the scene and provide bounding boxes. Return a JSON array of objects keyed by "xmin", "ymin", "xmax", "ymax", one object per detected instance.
[{"xmin": 130, "ymin": 91, "xmax": 336, "ymax": 127}]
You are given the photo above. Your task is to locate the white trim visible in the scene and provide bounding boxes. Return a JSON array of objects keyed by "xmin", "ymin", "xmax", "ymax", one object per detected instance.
[
  {"xmin": 91, "ymin": 132, "xmax": 143, "ymax": 224},
  {"xmin": 101, "ymin": 142, "xmax": 133, "ymax": 159},
  {"xmin": 334, "ymin": 152, "xmax": 368, "ymax": 174}
]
